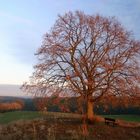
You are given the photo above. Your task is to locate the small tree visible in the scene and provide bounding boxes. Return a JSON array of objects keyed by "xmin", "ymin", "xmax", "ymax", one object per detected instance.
[{"xmin": 22, "ymin": 11, "xmax": 140, "ymax": 121}]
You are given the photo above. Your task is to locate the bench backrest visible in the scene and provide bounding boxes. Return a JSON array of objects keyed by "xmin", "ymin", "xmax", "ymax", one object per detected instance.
[{"xmin": 104, "ymin": 117, "xmax": 115, "ymax": 122}]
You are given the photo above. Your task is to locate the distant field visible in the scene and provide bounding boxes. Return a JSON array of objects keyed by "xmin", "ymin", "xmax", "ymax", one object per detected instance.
[{"xmin": 0, "ymin": 111, "xmax": 139, "ymax": 124}]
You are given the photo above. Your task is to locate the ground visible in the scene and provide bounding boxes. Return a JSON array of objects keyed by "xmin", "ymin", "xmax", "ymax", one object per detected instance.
[{"xmin": 0, "ymin": 112, "xmax": 140, "ymax": 140}]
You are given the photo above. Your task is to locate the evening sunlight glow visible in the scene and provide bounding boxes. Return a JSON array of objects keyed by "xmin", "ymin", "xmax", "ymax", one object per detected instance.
[{"xmin": 0, "ymin": 1, "xmax": 140, "ymax": 139}]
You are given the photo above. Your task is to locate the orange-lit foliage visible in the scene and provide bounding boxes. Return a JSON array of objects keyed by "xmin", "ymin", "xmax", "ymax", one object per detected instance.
[
  {"xmin": 34, "ymin": 97, "xmax": 48, "ymax": 111},
  {"xmin": 0, "ymin": 100, "xmax": 24, "ymax": 112},
  {"xmin": 35, "ymin": 94, "xmax": 70, "ymax": 112},
  {"xmin": 22, "ymin": 11, "xmax": 140, "ymax": 120},
  {"xmin": 96, "ymin": 95, "xmax": 140, "ymax": 110}
]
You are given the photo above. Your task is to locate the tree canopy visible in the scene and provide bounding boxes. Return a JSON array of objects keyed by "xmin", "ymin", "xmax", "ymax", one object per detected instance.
[{"xmin": 22, "ymin": 11, "xmax": 140, "ymax": 120}]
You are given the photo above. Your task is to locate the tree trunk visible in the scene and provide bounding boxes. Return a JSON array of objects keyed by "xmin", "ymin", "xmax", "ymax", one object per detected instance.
[{"xmin": 87, "ymin": 96, "xmax": 94, "ymax": 121}]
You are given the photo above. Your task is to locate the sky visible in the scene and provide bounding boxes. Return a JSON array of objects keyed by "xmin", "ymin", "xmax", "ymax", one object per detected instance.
[{"xmin": 0, "ymin": 0, "xmax": 140, "ymax": 86}]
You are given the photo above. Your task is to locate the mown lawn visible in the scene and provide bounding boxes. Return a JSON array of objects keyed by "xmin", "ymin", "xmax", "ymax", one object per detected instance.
[
  {"xmin": 0, "ymin": 111, "xmax": 139, "ymax": 124},
  {"xmin": 102, "ymin": 114, "xmax": 140, "ymax": 122},
  {"xmin": 0, "ymin": 111, "xmax": 43, "ymax": 124},
  {"xmin": 0, "ymin": 111, "xmax": 81, "ymax": 124}
]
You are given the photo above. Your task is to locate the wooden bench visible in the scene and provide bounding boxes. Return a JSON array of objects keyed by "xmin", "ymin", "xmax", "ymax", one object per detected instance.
[{"xmin": 104, "ymin": 117, "xmax": 117, "ymax": 126}]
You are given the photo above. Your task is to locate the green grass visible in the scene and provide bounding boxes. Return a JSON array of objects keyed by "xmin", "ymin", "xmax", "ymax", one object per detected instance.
[
  {"xmin": 0, "ymin": 111, "xmax": 43, "ymax": 124},
  {"xmin": 0, "ymin": 111, "xmax": 81, "ymax": 124},
  {"xmin": 0, "ymin": 111, "xmax": 140, "ymax": 124},
  {"xmin": 102, "ymin": 115, "xmax": 140, "ymax": 122}
]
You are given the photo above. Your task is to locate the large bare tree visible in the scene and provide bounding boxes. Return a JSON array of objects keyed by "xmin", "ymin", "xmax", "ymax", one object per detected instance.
[{"xmin": 22, "ymin": 11, "xmax": 140, "ymax": 120}]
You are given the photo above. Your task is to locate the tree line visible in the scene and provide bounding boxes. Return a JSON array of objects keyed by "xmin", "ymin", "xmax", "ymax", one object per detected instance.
[
  {"xmin": 0, "ymin": 100, "xmax": 24, "ymax": 112},
  {"xmin": 34, "ymin": 96, "xmax": 140, "ymax": 115},
  {"xmin": 0, "ymin": 96, "xmax": 139, "ymax": 114}
]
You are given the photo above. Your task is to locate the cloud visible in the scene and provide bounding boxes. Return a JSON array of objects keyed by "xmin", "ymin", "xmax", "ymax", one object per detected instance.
[
  {"xmin": 0, "ymin": 11, "xmax": 33, "ymax": 26},
  {"xmin": 0, "ymin": 53, "xmax": 33, "ymax": 85},
  {"xmin": 103, "ymin": 0, "xmax": 140, "ymax": 39},
  {"xmin": 0, "ymin": 11, "xmax": 43, "ymax": 65},
  {"xmin": 0, "ymin": 0, "xmax": 140, "ymax": 85}
]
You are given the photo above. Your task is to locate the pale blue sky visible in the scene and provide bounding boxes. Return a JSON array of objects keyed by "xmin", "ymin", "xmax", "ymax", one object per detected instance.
[{"xmin": 0, "ymin": 0, "xmax": 140, "ymax": 85}]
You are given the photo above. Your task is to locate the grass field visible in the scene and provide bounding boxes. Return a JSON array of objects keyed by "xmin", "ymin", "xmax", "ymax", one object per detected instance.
[
  {"xmin": 0, "ymin": 111, "xmax": 139, "ymax": 124},
  {"xmin": 0, "ymin": 111, "xmax": 139, "ymax": 140},
  {"xmin": 0, "ymin": 111, "xmax": 43, "ymax": 124}
]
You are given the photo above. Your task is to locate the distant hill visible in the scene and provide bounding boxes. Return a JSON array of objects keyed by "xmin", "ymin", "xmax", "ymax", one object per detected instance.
[
  {"xmin": 0, "ymin": 84, "xmax": 31, "ymax": 97},
  {"xmin": 0, "ymin": 96, "xmax": 30, "ymax": 102}
]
